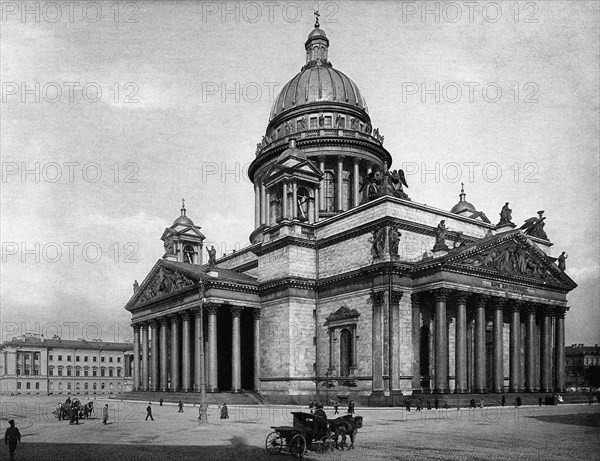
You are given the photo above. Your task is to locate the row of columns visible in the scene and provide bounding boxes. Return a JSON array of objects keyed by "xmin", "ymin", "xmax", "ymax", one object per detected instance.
[
  {"xmin": 412, "ymin": 290, "xmax": 566, "ymax": 394},
  {"xmin": 132, "ymin": 305, "xmax": 261, "ymax": 393},
  {"xmin": 254, "ymin": 156, "xmax": 378, "ymax": 228}
]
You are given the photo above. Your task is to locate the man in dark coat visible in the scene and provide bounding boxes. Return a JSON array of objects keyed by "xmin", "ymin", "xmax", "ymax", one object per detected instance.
[
  {"xmin": 146, "ymin": 403, "xmax": 154, "ymax": 421},
  {"xmin": 333, "ymin": 402, "xmax": 339, "ymax": 415},
  {"xmin": 5, "ymin": 419, "xmax": 21, "ymax": 461}
]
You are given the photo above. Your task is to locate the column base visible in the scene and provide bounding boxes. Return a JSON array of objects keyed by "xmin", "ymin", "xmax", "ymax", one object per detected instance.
[
  {"xmin": 540, "ymin": 387, "xmax": 552, "ymax": 393},
  {"xmin": 208, "ymin": 388, "xmax": 219, "ymax": 393},
  {"xmin": 508, "ymin": 388, "xmax": 522, "ymax": 393},
  {"xmin": 170, "ymin": 388, "xmax": 180, "ymax": 392},
  {"xmin": 230, "ymin": 388, "xmax": 242, "ymax": 393},
  {"xmin": 454, "ymin": 388, "xmax": 468, "ymax": 394},
  {"xmin": 433, "ymin": 388, "xmax": 450, "ymax": 394},
  {"xmin": 554, "ymin": 387, "xmax": 566, "ymax": 393},
  {"xmin": 160, "ymin": 387, "xmax": 168, "ymax": 392},
  {"xmin": 492, "ymin": 387, "xmax": 503, "ymax": 393},
  {"xmin": 181, "ymin": 387, "xmax": 191, "ymax": 392},
  {"xmin": 474, "ymin": 388, "xmax": 487, "ymax": 393}
]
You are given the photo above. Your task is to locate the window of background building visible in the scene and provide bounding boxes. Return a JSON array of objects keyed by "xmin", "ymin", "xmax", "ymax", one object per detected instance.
[
  {"xmin": 117, "ymin": 368, "xmax": 122, "ymax": 377},
  {"xmin": 35, "ymin": 382, "xmax": 39, "ymax": 390},
  {"xmin": 66, "ymin": 367, "xmax": 72, "ymax": 377},
  {"xmin": 67, "ymin": 382, "xmax": 71, "ymax": 390},
  {"xmin": 34, "ymin": 353, "xmax": 39, "ymax": 360},
  {"xmin": 93, "ymin": 382, "xmax": 97, "ymax": 390},
  {"xmin": 117, "ymin": 357, "xmax": 121, "ymax": 363},
  {"xmin": 84, "ymin": 356, "xmax": 88, "ymax": 362},
  {"xmin": 101, "ymin": 357, "xmax": 105, "ymax": 362},
  {"xmin": 17, "ymin": 382, "xmax": 21, "ymax": 390},
  {"xmin": 109, "ymin": 357, "xmax": 113, "ymax": 363},
  {"xmin": 26, "ymin": 382, "xmax": 31, "ymax": 390},
  {"xmin": 93, "ymin": 357, "xmax": 97, "ymax": 362},
  {"xmin": 67, "ymin": 355, "xmax": 71, "ymax": 361},
  {"xmin": 48, "ymin": 367, "xmax": 54, "ymax": 376},
  {"xmin": 58, "ymin": 355, "xmax": 62, "ymax": 361},
  {"xmin": 57, "ymin": 367, "xmax": 63, "ymax": 376},
  {"xmin": 49, "ymin": 355, "xmax": 53, "ymax": 360},
  {"xmin": 101, "ymin": 382, "xmax": 105, "ymax": 390},
  {"xmin": 34, "ymin": 366, "xmax": 39, "ymax": 376},
  {"xmin": 76, "ymin": 356, "xmax": 80, "ymax": 362}
]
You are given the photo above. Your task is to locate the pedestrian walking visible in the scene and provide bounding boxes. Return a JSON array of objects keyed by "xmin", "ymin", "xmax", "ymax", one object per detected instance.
[
  {"xmin": 220, "ymin": 403, "xmax": 229, "ymax": 419},
  {"xmin": 404, "ymin": 400, "xmax": 411, "ymax": 412},
  {"xmin": 178, "ymin": 401, "xmax": 184, "ymax": 413},
  {"xmin": 426, "ymin": 400, "xmax": 432, "ymax": 410},
  {"xmin": 538, "ymin": 396, "xmax": 543, "ymax": 406},
  {"xmin": 501, "ymin": 395, "xmax": 506, "ymax": 407},
  {"xmin": 102, "ymin": 404, "xmax": 109, "ymax": 425},
  {"xmin": 159, "ymin": 398, "xmax": 163, "ymax": 407},
  {"xmin": 434, "ymin": 398, "xmax": 439, "ymax": 410},
  {"xmin": 469, "ymin": 398, "xmax": 476, "ymax": 409},
  {"xmin": 146, "ymin": 403, "xmax": 154, "ymax": 421},
  {"xmin": 4, "ymin": 419, "xmax": 21, "ymax": 461},
  {"xmin": 444, "ymin": 399, "xmax": 448, "ymax": 410},
  {"xmin": 416, "ymin": 398, "xmax": 422, "ymax": 411},
  {"xmin": 333, "ymin": 402, "xmax": 339, "ymax": 415},
  {"xmin": 348, "ymin": 400, "xmax": 355, "ymax": 415}
]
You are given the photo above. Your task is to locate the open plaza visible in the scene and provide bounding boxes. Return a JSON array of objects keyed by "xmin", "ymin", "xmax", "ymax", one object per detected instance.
[{"xmin": 1, "ymin": 394, "xmax": 598, "ymax": 460}]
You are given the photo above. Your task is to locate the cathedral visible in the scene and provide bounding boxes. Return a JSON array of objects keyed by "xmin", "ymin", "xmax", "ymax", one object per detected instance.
[{"xmin": 125, "ymin": 23, "xmax": 577, "ymax": 404}]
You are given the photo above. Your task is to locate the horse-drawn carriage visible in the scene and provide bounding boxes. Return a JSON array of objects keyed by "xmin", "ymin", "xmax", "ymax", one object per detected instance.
[
  {"xmin": 265, "ymin": 412, "xmax": 333, "ymax": 458},
  {"xmin": 265, "ymin": 411, "xmax": 364, "ymax": 458},
  {"xmin": 53, "ymin": 399, "xmax": 94, "ymax": 421}
]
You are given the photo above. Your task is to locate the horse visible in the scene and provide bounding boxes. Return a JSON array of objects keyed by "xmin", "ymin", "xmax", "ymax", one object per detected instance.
[
  {"xmin": 329, "ymin": 415, "xmax": 363, "ymax": 450},
  {"xmin": 83, "ymin": 402, "xmax": 94, "ymax": 419}
]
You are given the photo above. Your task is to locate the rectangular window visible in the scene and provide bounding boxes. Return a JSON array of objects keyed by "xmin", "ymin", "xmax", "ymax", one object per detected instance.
[
  {"xmin": 49, "ymin": 369, "xmax": 53, "ymax": 376},
  {"xmin": 324, "ymin": 116, "xmax": 332, "ymax": 128},
  {"xmin": 310, "ymin": 117, "xmax": 317, "ymax": 129},
  {"xmin": 93, "ymin": 370, "xmax": 97, "ymax": 377},
  {"xmin": 117, "ymin": 369, "xmax": 122, "ymax": 377},
  {"xmin": 58, "ymin": 369, "xmax": 63, "ymax": 376},
  {"xmin": 75, "ymin": 369, "xmax": 80, "ymax": 376},
  {"xmin": 58, "ymin": 355, "xmax": 62, "ymax": 361},
  {"xmin": 109, "ymin": 357, "xmax": 113, "ymax": 363},
  {"xmin": 296, "ymin": 120, "xmax": 303, "ymax": 131},
  {"xmin": 49, "ymin": 355, "xmax": 53, "ymax": 361},
  {"xmin": 34, "ymin": 367, "xmax": 39, "ymax": 376},
  {"xmin": 117, "ymin": 357, "xmax": 121, "ymax": 363},
  {"xmin": 67, "ymin": 356, "xmax": 71, "ymax": 361},
  {"xmin": 66, "ymin": 369, "xmax": 72, "ymax": 377},
  {"xmin": 93, "ymin": 357, "xmax": 97, "ymax": 362},
  {"xmin": 84, "ymin": 370, "xmax": 88, "ymax": 377},
  {"xmin": 84, "ymin": 356, "xmax": 88, "ymax": 362},
  {"xmin": 34, "ymin": 353, "xmax": 40, "ymax": 360},
  {"xmin": 101, "ymin": 357, "xmax": 105, "ymax": 362},
  {"xmin": 101, "ymin": 369, "xmax": 105, "ymax": 377},
  {"xmin": 76, "ymin": 356, "xmax": 80, "ymax": 362}
]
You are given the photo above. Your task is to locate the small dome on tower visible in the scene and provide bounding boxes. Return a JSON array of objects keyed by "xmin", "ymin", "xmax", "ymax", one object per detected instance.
[
  {"xmin": 172, "ymin": 200, "xmax": 194, "ymax": 227},
  {"xmin": 450, "ymin": 184, "xmax": 476, "ymax": 214},
  {"xmin": 308, "ymin": 27, "xmax": 327, "ymax": 39}
]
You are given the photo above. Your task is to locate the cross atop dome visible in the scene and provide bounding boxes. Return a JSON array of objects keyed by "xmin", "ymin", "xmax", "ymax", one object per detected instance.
[{"xmin": 314, "ymin": 10, "xmax": 320, "ymax": 28}]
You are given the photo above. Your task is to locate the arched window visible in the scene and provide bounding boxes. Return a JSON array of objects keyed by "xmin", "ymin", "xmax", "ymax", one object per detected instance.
[
  {"xmin": 76, "ymin": 382, "xmax": 81, "ymax": 390},
  {"xmin": 35, "ymin": 382, "xmax": 40, "ymax": 390},
  {"xmin": 84, "ymin": 382, "xmax": 89, "ymax": 390},
  {"xmin": 340, "ymin": 329, "xmax": 354, "ymax": 377},
  {"xmin": 48, "ymin": 366, "xmax": 54, "ymax": 376},
  {"xmin": 17, "ymin": 382, "xmax": 22, "ymax": 390},
  {"xmin": 323, "ymin": 171, "xmax": 335, "ymax": 212},
  {"xmin": 67, "ymin": 382, "xmax": 71, "ymax": 390},
  {"xmin": 26, "ymin": 382, "xmax": 31, "ymax": 390},
  {"xmin": 58, "ymin": 382, "xmax": 63, "ymax": 390},
  {"xmin": 116, "ymin": 368, "xmax": 122, "ymax": 377},
  {"xmin": 93, "ymin": 382, "xmax": 97, "ymax": 390},
  {"xmin": 183, "ymin": 245, "xmax": 195, "ymax": 264},
  {"xmin": 109, "ymin": 368, "xmax": 114, "ymax": 377}
]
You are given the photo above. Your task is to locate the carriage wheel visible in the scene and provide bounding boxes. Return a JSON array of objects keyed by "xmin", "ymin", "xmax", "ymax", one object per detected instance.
[
  {"xmin": 265, "ymin": 432, "xmax": 283, "ymax": 455},
  {"xmin": 320, "ymin": 436, "xmax": 333, "ymax": 452},
  {"xmin": 290, "ymin": 434, "xmax": 307, "ymax": 458}
]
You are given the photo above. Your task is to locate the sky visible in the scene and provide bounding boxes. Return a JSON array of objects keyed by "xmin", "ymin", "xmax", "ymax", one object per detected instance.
[{"xmin": 1, "ymin": 1, "xmax": 599, "ymax": 346}]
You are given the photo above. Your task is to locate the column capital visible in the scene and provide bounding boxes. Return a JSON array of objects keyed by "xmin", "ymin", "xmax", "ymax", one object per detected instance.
[
  {"xmin": 158, "ymin": 316, "xmax": 170, "ymax": 326},
  {"xmin": 132, "ymin": 323, "xmax": 141, "ymax": 332},
  {"xmin": 192, "ymin": 305, "xmax": 203, "ymax": 317},
  {"xmin": 508, "ymin": 299, "xmax": 524, "ymax": 312},
  {"xmin": 167, "ymin": 313, "xmax": 181, "ymax": 324},
  {"xmin": 180, "ymin": 310, "xmax": 192, "ymax": 321},
  {"xmin": 370, "ymin": 291, "xmax": 385, "ymax": 305},
  {"xmin": 148, "ymin": 319, "xmax": 159, "ymax": 328},
  {"xmin": 205, "ymin": 303, "xmax": 219, "ymax": 315},
  {"xmin": 554, "ymin": 306, "xmax": 567, "ymax": 319},
  {"xmin": 473, "ymin": 294, "xmax": 489, "ymax": 308},
  {"xmin": 390, "ymin": 290, "xmax": 403, "ymax": 303},
  {"xmin": 538, "ymin": 304, "xmax": 554, "ymax": 317},
  {"xmin": 353, "ymin": 157, "xmax": 360, "ymax": 165},
  {"xmin": 231, "ymin": 306, "xmax": 244, "ymax": 318},
  {"xmin": 491, "ymin": 297, "xmax": 506, "ymax": 310},
  {"xmin": 523, "ymin": 303, "xmax": 538, "ymax": 315},
  {"xmin": 432, "ymin": 288, "xmax": 451, "ymax": 303},
  {"xmin": 411, "ymin": 292, "xmax": 421, "ymax": 307},
  {"xmin": 452, "ymin": 291, "xmax": 469, "ymax": 304},
  {"xmin": 252, "ymin": 308, "xmax": 262, "ymax": 320}
]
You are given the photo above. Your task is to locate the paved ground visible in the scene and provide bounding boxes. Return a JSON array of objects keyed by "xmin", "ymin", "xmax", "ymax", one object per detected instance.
[{"xmin": 1, "ymin": 395, "xmax": 599, "ymax": 460}]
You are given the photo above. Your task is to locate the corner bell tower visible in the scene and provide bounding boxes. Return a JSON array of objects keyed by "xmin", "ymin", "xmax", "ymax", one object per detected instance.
[{"xmin": 161, "ymin": 200, "xmax": 206, "ymax": 264}]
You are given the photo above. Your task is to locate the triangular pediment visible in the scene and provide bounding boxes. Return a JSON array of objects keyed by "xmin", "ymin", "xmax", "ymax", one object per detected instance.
[
  {"xmin": 125, "ymin": 260, "xmax": 201, "ymax": 310},
  {"xmin": 444, "ymin": 231, "xmax": 576, "ymax": 290}
]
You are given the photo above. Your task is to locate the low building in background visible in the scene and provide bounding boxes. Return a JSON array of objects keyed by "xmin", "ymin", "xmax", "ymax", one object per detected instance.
[
  {"xmin": 0, "ymin": 334, "xmax": 134, "ymax": 395},
  {"xmin": 565, "ymin": 344, "xmax": 600, "ymax": 390}
]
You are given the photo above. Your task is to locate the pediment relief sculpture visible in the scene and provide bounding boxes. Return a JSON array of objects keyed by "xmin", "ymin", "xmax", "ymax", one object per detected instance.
[
  {"xmin": 137, "ymin": 266, "xmax": 196, "ymax": 305},
  {"xmin": 456, "ymin": 241, "xmax": 552, "ymax": 280}
]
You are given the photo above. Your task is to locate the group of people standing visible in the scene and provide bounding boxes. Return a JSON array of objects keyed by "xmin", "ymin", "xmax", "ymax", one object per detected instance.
[{"xmin": 308, "ymin": 399, "xmax": 355, "ymax": 415}]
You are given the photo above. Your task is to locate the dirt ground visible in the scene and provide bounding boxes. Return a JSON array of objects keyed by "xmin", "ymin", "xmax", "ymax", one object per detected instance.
[{"xmin": 1, "ymin": 395, "xmax": 599, "ymax": 460}]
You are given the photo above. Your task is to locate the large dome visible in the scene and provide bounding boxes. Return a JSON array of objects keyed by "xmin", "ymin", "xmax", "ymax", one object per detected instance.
[
  {"xmin": 268, "ymin": 27, "xmax": 368, "ymax": 121},
  {"xmin": 269, "ymin": 66, "xmax": 368, "ymax": 121}
]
